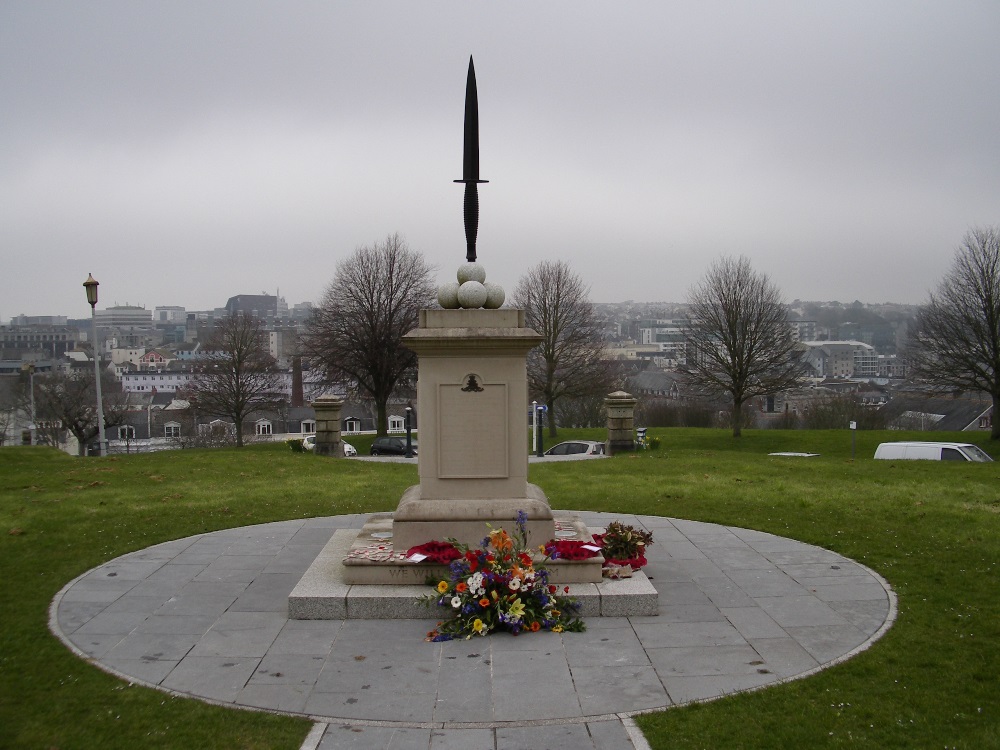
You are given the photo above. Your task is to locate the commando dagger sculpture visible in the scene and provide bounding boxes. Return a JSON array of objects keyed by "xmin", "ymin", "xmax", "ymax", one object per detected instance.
[
  {"xmin": 455, "ymin": 56, "xmax": 488, "ymax": 263},
  {"xmin": 437, "ymin": 56, "xmax": 504, "ymax": 310}
]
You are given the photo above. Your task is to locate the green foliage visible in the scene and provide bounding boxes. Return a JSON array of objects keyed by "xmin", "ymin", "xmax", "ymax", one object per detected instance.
[
  {"xmin": 3, "ymin": 427, "xmax": 1000, "ymax": 748},
  {"xmin": 286, "ymin": 437, "xmax": 305, "ymax": 452},
  {"xmin": 647, "ymin": 435, "xmax": 662, "ymax": 450},
  {"xmin": 598, "ymin": 520, "xmax": 654, "ymax": 560}
]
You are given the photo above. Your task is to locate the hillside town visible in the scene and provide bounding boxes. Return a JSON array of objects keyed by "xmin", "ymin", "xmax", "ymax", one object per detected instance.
[{"xmin": 1, "ymin": 291, "xmax": 990, "ymax": 456}]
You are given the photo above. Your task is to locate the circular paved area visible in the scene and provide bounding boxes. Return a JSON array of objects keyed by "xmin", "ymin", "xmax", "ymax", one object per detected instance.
[{"xmin": 51, "ymin": 512, "xmax": 895, "ymax": 749}]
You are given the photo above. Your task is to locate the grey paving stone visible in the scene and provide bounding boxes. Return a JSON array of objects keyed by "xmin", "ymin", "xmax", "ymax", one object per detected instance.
[
  {"xmin": 248, "ymin": 652, "xmax": 326, "ymax": 686},
  {"xmin": 75, "ymin": 610, "xmax": 149, "ymax": 635},
  {"xmin": 326, "ymin": 620, "xmax": 441, "ymax": 662},
  {"xmin": 104, "ymin": 631, "xmax": 200, "ymax": 662},
  {"xmin": 290, "ymin": 526, "xmax": 337, "ymax": 546},
  {"xmin": 434, "ymin": 650, "xmax": 494, "ymax": 722},
  {"xmin": 102, "ymin": 594, "xmax": 172, "ymax": 615},
  {"xmin": 269, "ymin": 619, "xmax": 343, "ymax": 655},
  {"xmin": 78, "ymin": 559, "xmax": 165, "ymax": 582},
  {"xmin": 134, "ymin": 614, "xmax": 217, "ymax": 635},
  {"xmin": 704, "ymin": 546, "xmax": 778, "ymax": 569},
  {"xmin": 564, "ymin": 623, "xmax": 651, "ymax": 668},
  {"xmin": 56, "ymin": 601, "xmax": 108, "ymax": 633},
  {"xmin": 588, "ymin": 719, "xmax": 641, "ymax": 750},
  {"xmin": 754, "ymin": 594, "xmax": 850, "ymax": 628},
  {"xmin": 235, "ymin": 683, "xmax": 312, "ymax": 713},
  {"xmin": 144, "ymin": 563, "xmax": 207, "ymax": 585},
  {"xmin": 571, "ymin": 664, "xmax": 671, "ymax": 714},
  {"xmin": 323, "ymin": 658, "xmax": 440, "ymax": 694},
  {"xmin": 810, "ymin": 581, "xmax": 890, "ymax": 603},
  {"xmin": 659, "ymin": 539, "xmax": 707, "ymax": 560},
  {"xmin": 161, "ymin": 655, "xmax": 260, "ymax": 701},
  {"xmin": 318, "ymin": 725, "xmax": 432, "ymax": 750},
  {"xmin": 429, "ymin": 727, "xmax": 495, "ymax": 750},
  {"xmin": 784, "ymin": 623, "xmax": 870, "ymax": 663},
  {"xmin": 492, "ymin": 653, "xmax": 581, "ymax": 721},
  {"xmin": 727, "ymin": 568, "xmax": 809, "ymax": 597},
  {"xmin": 697, "ymin": 578, "xmax": 757, "ymax": 608},
  {"xmin": 228, "ymin": 572, "xmax": 300, "ymax": 612},
  {"xmin": 648, "ymin": 644, "xmax": 763, "ymax": 677},
  {"xmin": 721, "ymin": 606, "xmax": 788, "ymax": 640},
  {"xmin": 189, "ymin": 611, "xmax": 286, "ymax": 657},
  {"xmin": 660, "ymin": 671, "xmax": 777, "ymax": 705},
  {"xmin": 748, "ymin": 636, "xmax": 820, "ymax": 677},
  {"xmin": 781, "ymin": 561, "xmax": 869, "ymax": 580},
  {"xmin": 497, "ymin": 723, "xmax": 594, "ymax": 749},
  {"xmin": 305, "ymin": 688, "xmax": 437, "ymax": 721},
  {"xmin": 101, "ymin": 656, "xmax": 180, "ymax": 685},
  {"xmin": 632, "ymin": 620, "xmax": 746, "ymax": 648},
  {"xmin": 655, "ymin": 604, "xmax": 726, "ymax": 623},
  {"xmin": 828, "ymin": 599, "xmax": 891, "ymax": 632},
  {"xmin": 72, "ymin": 631, "xmax": 127, "ymax": 659}
]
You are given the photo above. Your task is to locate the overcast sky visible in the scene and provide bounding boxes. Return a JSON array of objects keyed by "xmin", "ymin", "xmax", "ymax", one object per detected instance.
[{"xmin": 3, "ymin": 2, "xmax": 999, "ymax": 319}]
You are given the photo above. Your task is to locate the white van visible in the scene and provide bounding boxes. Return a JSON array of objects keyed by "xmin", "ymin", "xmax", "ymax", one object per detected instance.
[{"xmin": 873, "ymin": 441, "xmax": 993, "ymax": 462}]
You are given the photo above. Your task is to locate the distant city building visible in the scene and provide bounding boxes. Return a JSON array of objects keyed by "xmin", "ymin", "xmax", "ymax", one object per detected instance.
[
  {"xmin": 225, "ymin": 294, "xmax": 279, "ymax": 320},
  {"xmin": 0, "ymin": 324, "xmax": 80, "ymax": 359},
  {"xmin": 95, "ymin": 305, "xmax": 153, "ymax": 327}
]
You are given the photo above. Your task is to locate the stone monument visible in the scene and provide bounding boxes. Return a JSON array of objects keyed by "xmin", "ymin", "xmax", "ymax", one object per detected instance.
[{"xmin": 288, "ymin": 57, "xmax": 657, "ymax": 618}]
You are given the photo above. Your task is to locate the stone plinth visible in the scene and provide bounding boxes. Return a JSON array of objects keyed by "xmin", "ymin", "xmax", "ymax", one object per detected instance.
[
  {"xmin": 604, "ymin": 390, "xmax": 638, "ymax": 455},
  {"xmin": 312, "ymin": 395, "xmax": 345, "ymax": 457},
  {"xmin": 394, "ymin": 308, "xmax": 554, "ymax": 549}
]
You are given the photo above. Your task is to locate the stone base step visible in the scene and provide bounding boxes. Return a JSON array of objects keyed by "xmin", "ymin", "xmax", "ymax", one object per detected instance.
[{"xmin": 288, "ymin": 528, "xmax": 658, "ymax": 620}]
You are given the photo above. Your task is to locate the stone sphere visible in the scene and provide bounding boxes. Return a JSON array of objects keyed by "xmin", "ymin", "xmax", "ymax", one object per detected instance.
[
  {"xmin": 437, "ymin": 282, "xmax": 461, "ymax": 309},
  {"xmin": 457, "ymin": 262, "xmax": 487, "ymax": 285},
  {"xmin": 483, "ymin": 282, "xmax": 505, "ymax": 309},
  {"xmin": 457, "ymin": 280, "xmax": 488, "ymax": 309}
]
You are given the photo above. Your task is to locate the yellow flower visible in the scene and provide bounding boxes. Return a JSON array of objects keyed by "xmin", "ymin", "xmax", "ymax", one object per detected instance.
[
  {"xmin": 473, "ymin": 618, "xmax": 484, "ymax": 633},
  {"xmin": 552, "ymin": 624, "xmax": 564, "ymax": 633},
  {"xmin": 437, "ymin": 580, "xmax": 449, "ymax": 594},
  {"xmin": 508, "ymin": 597, "xmax": 525, "ymax": 620}
]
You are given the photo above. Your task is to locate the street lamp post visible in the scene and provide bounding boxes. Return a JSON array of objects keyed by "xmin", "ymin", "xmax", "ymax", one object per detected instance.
[
  {"xmin": 83, "ymin": 274, "xmax": 107, "ymax": 457},
  {"xmin": 21, "ymin": 362, "xmax": 36, "ymax": 444}
]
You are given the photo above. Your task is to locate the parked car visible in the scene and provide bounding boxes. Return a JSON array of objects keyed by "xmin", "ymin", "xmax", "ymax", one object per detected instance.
[
  {"xmin": 370, "ymin": 436, "xmax": 418, "ymax": 456},
  {"xmin": 544, "ymin": 440, "xmax": 606, "ymax": 456},
  {"xmin": 302, "ymin": 435, "xmax": 357, "ymax": 456},
  {"xmin": 873, "ymin": 441, "xmax": 992, "ymax": 462}
]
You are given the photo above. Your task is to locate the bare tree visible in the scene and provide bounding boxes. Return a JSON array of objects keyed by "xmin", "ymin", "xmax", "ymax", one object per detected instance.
[
  {"xmin": 513, "ymin": 260, "xmax": 612, "ymax": 437},
  {"xmin": 684, "ymin": 256, "xmax": 803, "ymax": 437},
  {"xmin": 305, "ymin": 233, "xmax": 435, "ymax": 434},
  {"xmin": 189, "ymin": 313, "xmax": 282, "ymax": 447},
  {"xmin": 907, "ymin": 226, "xmax": 1000, "ymax": 439},
  {"xmin": 33, "ymin": 369, "xmax": 129, "ymax": 455}
]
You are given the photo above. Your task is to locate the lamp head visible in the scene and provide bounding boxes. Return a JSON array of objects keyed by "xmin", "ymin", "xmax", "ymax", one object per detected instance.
[{"xmin": 83, "ymin": 274, "xmax": 99, "ymax": 308}]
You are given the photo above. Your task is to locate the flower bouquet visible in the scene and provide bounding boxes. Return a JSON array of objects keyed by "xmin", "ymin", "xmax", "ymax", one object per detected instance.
[
  {"xmin": 419, "ymin": 511, "xmax": 586, "ymax": 641},
  {"xmin": 593, "ymin": 521, "xmax": 654, "ymax": 571}
]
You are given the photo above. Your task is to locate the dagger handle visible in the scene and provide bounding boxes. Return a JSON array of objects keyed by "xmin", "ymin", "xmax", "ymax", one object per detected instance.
[{"xmin": 464, "ymin": 182, "xmax": 479, "ymax": 263}]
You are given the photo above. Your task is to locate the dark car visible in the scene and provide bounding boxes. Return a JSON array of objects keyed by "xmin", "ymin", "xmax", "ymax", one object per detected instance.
[
  {"xmin": 544, "ymin": 440, "xmax": 605, "ymax": 456},
  {"xmin": 370, "ymin": 436, "xmax": 418, "ymax": 456}
]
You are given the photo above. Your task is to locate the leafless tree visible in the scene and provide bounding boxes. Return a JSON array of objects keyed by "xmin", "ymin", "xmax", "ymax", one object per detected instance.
[
  {"xmin": 684, "ymin": 256, "xmax": 803, "ymax": 437},
  {"xmin": 33, "ymin": 369, "xmax": 130, "ymax": 455},
  {"xmin": 189, "ymin": 313, "xmax": 282, "ymax": 447},
  {"xmin": 907, "ymin": 226, "xmax": 1000, "ymax": 439},
  {"xmin": 513, "ymin": 260, "xmax": 613, "ymax": 437},
  {"xmin": 305, "ymin": 233, "xmax": 435, "ymax": 434}
]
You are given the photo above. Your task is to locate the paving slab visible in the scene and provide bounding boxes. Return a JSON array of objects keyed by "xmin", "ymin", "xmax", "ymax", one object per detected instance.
[{"xmin": 50, "ymin": 511, "xmax": 896, "ymax": 750}]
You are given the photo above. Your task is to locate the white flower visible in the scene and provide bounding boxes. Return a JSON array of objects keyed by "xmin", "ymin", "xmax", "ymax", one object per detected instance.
[
  {"xmin": 451, "ymin": 596, "xmax": 462, "ymax": 608},
  {"xmin": 508, "ymin": 578, "xmax": 521, "ymax": 591}
]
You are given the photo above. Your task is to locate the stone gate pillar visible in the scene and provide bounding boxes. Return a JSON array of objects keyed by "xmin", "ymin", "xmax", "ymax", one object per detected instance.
[
  {"xmin": 312, "ymin": 395, "xmax": 345, "ymax": 457},
  {"xmin": 604, "ymin": 390, "xmax": 638, "ymax": 455}
]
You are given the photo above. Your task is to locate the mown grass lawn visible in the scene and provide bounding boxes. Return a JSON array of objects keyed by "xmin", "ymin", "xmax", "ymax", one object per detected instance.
[{"xmin": 2, "ymin": 428, "xmax": 999, "ymax": 749}]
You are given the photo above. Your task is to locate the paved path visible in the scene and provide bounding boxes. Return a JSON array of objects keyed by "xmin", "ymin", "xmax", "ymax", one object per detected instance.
[{"xmin": 50, "ymin": 512, "xmax": 895, "ymax": 750}]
